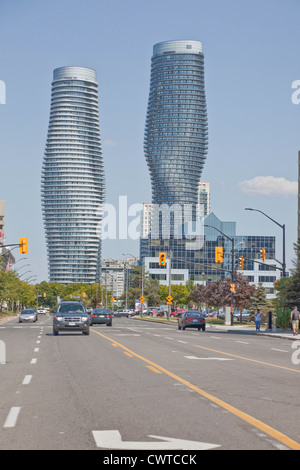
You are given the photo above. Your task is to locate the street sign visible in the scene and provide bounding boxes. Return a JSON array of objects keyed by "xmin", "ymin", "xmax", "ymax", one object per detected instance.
[
  {"xmin": 111, "ymin": 297, "xmax": 115, "ymax": 303},
  {"xmin": 166, "ymin": 295, "xmax": 173, "ymax": 302},
  {"xmin": 167, "ymin": 301, "xmax": 172, "ymax": 305},
  {"xmin": 140, "ymin": 296, "xmax": 145, "ymax": 304}
]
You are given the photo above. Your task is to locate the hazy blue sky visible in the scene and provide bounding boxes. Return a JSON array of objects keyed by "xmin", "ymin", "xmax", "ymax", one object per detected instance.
[{"xmin": 1, "ymin": 0, "xmax": 299, "ymax": 282}]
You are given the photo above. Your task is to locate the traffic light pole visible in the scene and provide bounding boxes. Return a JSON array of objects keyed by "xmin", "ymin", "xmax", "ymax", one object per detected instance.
[
  {"xmin": 204, "ymin": 224, "xmax": 235, "ymax": 325},
  {"xmin": 245, "ymin": 208, "xmax": 286, "ymax": 277}
]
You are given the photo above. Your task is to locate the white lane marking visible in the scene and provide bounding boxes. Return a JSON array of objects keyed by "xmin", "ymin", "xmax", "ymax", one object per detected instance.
[
  {"xmin": 30, "ymin": 358, "xmax": 37, "ymax": 364},
  {"xmin": 236, "ymin": 341, "xmax": 249, "ymax": 344},
  {"xmin": 271, "ymin": 348, "xmax": 288, "ymax": 353},
  {"xmin": 177, "ymin": 340, "xmax": 187, "ymax": 344},
  {"xmin": 4, "ymin": 407, "xmax": 21, "ymax": 427},
  {"xmin": 185, "ymin": 356, "xmax": 233, "ymax": 361},
  {"xmin": 22, "ymin": 375, "xmax": 32, "ymax": 385}
]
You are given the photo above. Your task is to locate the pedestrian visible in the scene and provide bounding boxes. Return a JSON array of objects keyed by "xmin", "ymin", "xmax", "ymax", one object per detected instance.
[
  {"xmin": 255, "ymin": 309, "xmax": 261, "ymax": 332},
  {"xmin": 290, "ymin": 306, "xmax": 299, "ymax": 336}
]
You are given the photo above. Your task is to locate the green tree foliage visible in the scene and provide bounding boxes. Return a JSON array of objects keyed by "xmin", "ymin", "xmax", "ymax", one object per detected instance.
[{"xmin": 275, "ymin": 240, "xmax": 300, "ymax": 310}]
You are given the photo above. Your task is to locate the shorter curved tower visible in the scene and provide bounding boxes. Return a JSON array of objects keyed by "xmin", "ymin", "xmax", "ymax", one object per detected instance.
[{"xmin": 41, "ymin": 66, "xmax": 105, "ymax": 284}]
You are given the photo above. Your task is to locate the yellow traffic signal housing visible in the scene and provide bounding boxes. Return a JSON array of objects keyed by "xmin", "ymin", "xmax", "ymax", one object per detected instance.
[
  {"xmin": 230, "ymin": 283, "xmax": 236, "ymax": 293},
  {"xmin": 19, "ymin": 237, "xmax": 28, "ymax": 254},
  {"xmin": 159, "ymin": 252, "xmax": 166, "ymax": 266},
  {"xmin": 260, "ymin": 248, "xmax": 266, "ymax": 262},
  {"xmin": 239, "ymin": 256, "xmax": 244, "ymax": 269},
  {"xmin": 215, "ymin": 246, "xmax": 223, "ymax": 263}
]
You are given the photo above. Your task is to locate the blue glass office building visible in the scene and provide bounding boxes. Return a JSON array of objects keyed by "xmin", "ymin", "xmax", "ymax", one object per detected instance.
[{"xmin": 41, "ymin": 67, "xmax": 105, "ymax": 284}]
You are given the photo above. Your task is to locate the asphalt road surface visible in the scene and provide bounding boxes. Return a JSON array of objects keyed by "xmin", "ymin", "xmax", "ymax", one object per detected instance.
[{"xmin": 0, "ymin": 315, "xmax": 300, "ymax": 451}]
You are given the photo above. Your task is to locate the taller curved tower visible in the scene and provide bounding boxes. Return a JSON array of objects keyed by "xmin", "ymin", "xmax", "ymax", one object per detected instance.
[
  {"xmin": 41, "ymin": 66, "xmax": 105, "ymax": 284},
  {"xmin": 144, "ymin": 40, "xmax": 208, "ymax": 208}
]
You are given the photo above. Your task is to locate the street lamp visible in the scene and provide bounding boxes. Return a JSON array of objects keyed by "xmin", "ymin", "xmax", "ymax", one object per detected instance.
[
  {"xmin": 122, "ymin": 252, "xmax": 144, "ymax": 297},
  {"xmin": 14, "ymin": 264, "xmax": 30, "ymax": 273},
  {"xmin": 245, "ymin": 208, "xmax": 286, "ymax": 277},
  {"xmin": 19, "ymin": 270, "xmax": 31, "ymax": 279}
]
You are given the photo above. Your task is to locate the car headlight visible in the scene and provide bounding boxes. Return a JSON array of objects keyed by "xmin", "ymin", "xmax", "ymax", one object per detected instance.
[
  {"xmin": 81, "ymin": 316, "xmax": 88, "ymax": 321},
  {"xmin": 55, "ymin": 316, "xmax": 63, "ymax": 321}
]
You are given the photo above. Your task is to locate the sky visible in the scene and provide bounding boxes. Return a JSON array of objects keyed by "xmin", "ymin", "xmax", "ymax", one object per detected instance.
[{"xmin": 0, "ymin": 0, "xmax": 299, "ymax": 283}]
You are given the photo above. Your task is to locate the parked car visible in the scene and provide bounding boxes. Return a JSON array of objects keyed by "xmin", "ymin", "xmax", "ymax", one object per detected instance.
[
  {"xmin": 53, "ymin": 301, "xmax": 90, "ymax": 335},
  {"xmin": 90, "ymin": 308, "xmax": 112, "ymax": 326},
  {"xmin": 178, "ymin": 311, "xmax": 206, "ymax": 331},
  {"xmin": 146, "ymin": 307, "xmax": 161, "ymax": 316},
  {"xmin": 233, "ymin": 310, "xmax": 251, "ymax": 322},
  {"xmin": 19, "ymin": 308, "xmax": 38, "ymax": 323},
  {"xmin": 170, "ymin": 309, "xmax": 184, "ymax": 318}
]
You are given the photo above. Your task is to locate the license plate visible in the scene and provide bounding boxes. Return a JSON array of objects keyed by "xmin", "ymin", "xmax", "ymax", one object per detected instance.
[
  {"xmin": 68, "ymin": 322, "xmax": 76, "ymax": 326},
  {"xmin": 193, "ymin": 319, "xmax": 198, "ymax": 322},
  {"xmin": 99, "ymin": 315, "xmax": 105, "ymax": 317}
]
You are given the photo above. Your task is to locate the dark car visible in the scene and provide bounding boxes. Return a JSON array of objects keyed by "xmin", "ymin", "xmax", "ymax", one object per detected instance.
[
  {"xmin": 53, "ymin": 301, "xmax": 90, "ymax": 335},
  {"xmin": 91, "ymin": 308, "xmax": 112, "ymax": 326},
  {"xmin": 178, "ymin": 311, "xmax": 206, "ymax": 331}
]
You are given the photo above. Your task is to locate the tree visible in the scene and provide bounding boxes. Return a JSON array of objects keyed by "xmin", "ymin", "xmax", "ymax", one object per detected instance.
[
  {"xmin": 276, "ymin": 240, "xmax": 300, "ymax": 310},
  {"xmin": 249, "ymin": 282, "xmax": 270, "ymax": 322}
]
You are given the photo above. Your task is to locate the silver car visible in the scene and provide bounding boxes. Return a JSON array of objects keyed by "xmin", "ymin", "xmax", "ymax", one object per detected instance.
[{"xmin": 19, "ymin": 308, "xmax": 38, "ymax": 323}]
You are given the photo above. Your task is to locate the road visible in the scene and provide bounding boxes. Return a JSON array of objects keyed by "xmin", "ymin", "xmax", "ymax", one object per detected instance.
[{"xmin": 0, "ymin": 315, "xmax": 300, "ymax": 451}]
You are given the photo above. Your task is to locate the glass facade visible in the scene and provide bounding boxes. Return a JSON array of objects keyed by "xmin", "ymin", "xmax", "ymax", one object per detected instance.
[
  {"xmin": 41, "ymin": 66, "xmax": 105, "ymax": 284},
  {"xmin": 144, "ymin": 40, "xmax": 208, "ymax": 209},
  {"xmin": 144, "ymin": 213, "xmax": 276, "ymax": 284}
]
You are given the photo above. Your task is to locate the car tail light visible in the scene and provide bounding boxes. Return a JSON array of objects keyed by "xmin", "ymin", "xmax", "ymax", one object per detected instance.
[
  {"xmin": 185, "ymin": 318, "xmax": 192, "ymax": 321},
  {"xmin": 107, "ymin": 314, "xmax": 112, "ymax": 318}
]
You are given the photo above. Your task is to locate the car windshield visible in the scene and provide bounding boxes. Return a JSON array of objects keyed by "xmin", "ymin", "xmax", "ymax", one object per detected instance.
[
  {"xmin": 185, "ymin": 312, "xmax": 204, "ymax": 318},
  {"xmin": 57, "ymin": 303, "xmax": 85, "ymax": 314},
  {"xmin": 21, "ymin": 309, "xmax": 34, "ymax": 314}
]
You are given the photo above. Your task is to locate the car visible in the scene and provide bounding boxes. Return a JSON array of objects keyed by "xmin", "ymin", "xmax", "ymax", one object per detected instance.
[
  {"xmin": 146, "ymin": 307, "xmax": 161, "ymax": 316},
  {"xmin": 19, "ymin": 308, "xmax": 38, "ymax": 323},
  {"xmin": 170, "ymin": 309, "xmax": 185, "ymax": 318},
  {"xmin": 233, "ymin": 310, "xmax": 251, "ymax": 322},
  {"xmin": 178, "ymin": 310, "xmax": 206, "ymax": 331},
  {"xmin": 114, "ymin": 309, "xmax": 134, "ymax": 318},
  {"xmin": 53, "ymin": 301, "xmax": 90, "ymax": 335},
  {"xmin": 37, "ymin": 307, "xmax": 47, "ymax": 314},
  {"xmin": 90, "ymin": 308, "xmax": 112, "ymax": 326}
]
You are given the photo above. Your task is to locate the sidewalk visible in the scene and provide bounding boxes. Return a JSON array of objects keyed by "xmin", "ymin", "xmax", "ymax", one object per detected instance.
[
  {"xmin": 204, "ymin": 323, "xmax": 299, "ymax": 341},
  {"xmin": 133, "ymin": 316, "xmax": 299, "ymax": 341}
]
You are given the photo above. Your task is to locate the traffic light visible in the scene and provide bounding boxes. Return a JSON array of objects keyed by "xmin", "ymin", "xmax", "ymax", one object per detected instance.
[
  {"xmin": 230, "ymin": 283, "xmax": 236, "ymax": 293},
  {"xmin": 260, "ymin": 248, "xmax": 266, "ymax": 262},
  {"xmin": 239, "ymin": 256, "xmax": 244, "ymax": 269},
  {"xmin": 215, "ymin": 246, "xmax": 223, "ymax": 263},
  {"xmin": 19, "ymin": 237, "xmax": 28, "ymax": 254},
  {"xmin": 159, "ymin": 252, "xmax": 166, "ymax": 266}
]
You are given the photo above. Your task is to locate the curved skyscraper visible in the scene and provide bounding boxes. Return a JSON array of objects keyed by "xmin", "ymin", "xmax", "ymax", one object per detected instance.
[
  {"xmin": 141, "ymin": 40, "xmax": 209, "ymax": 282},
  {"xmin": 42, "ymin": 66, "xmax": 105, "ymax": 284},
  {"xmin": 144, "ymin": 40, "xmax": 208, "ymax": 208}
]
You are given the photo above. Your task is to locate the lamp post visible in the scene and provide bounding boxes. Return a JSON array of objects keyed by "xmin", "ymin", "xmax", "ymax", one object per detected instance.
[
  {"xmin": 204, "ymin": 224, "xmax": 235, "ymax": 325},
  {"xmin": 245, "ymin": 208, "xmax": 286, "ymax": 277},
  {"xmin": 122, "ymin": 253, "xmax": 144, "ymax": 311}
]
